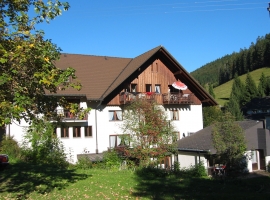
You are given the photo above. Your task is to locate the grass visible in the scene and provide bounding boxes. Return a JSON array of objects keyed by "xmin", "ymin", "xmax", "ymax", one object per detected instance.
[
  {"xmin": 1, "ymin": 163, "xmax": 270, "ymax": 199},
  {"xmin": 213, "ymin": 67, "xmax": 270, "ymax": 106}
]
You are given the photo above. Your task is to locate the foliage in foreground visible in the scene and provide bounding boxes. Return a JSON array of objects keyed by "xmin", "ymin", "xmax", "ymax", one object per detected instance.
[{"xmin": 0, "ymin": 0, "xmax": 81, "ymax": 126}]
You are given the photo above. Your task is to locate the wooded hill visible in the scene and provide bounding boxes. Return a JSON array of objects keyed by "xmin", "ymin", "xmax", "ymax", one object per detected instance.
[
  {"xmin": 190, "ymin": 33, "xmax": 270, "ymax": 87},
  {"xmin": 213, "ymin": 67, "xmax": 270, "ymax": 106}
]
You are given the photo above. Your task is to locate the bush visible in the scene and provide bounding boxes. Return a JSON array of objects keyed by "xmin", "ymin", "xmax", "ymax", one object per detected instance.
[
  {"xmin": 21, "ymin": 120, "xmax": 68, "ymax": 168},
  {"xmin": 103, "ymin": 150, "xmax": 122, "ymax": 170},
  {"xmin": 178, "ymin": 162, "xmax": 207, "ymax": 178},
  {"xmin": 76, "ymin": 156, "xmax": 92, "ymax": 169},
  {"xmin": 0, "ymin": 136, "xmax": 21, "ymax": 162}
]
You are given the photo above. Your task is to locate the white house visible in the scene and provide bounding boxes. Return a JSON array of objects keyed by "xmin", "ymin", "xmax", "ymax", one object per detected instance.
[{"xmin": 7, "ymin": 46, "xmax": 217, "ymax": 163}]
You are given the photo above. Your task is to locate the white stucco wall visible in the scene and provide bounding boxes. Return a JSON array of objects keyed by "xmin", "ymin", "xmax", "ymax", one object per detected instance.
[
  {"xmin": 170, "ymin": 104, "xmax": 203, "ymax": 139},
  {"xmin": 8, "ymin": 102, "xmax": 204, "ymax": 163},
  {"xmin": 177, "ymin": 152, "xmax": 207, "ymax": 169}
]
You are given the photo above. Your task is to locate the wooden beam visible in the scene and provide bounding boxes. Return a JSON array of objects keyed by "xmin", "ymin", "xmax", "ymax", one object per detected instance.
[
  {"xmin": 173, "ymin": 70, "xmax": 182, "ymax": 75},
  {"xmin": 201, "ymin": 98, "xmax": 210, "ymax": 102}
]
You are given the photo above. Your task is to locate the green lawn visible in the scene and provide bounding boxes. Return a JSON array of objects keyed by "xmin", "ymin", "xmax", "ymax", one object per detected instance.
[
  {"xmin": 213, "ymin": 67, "xmax": 270, "ymax": 106},
  {"xmin": 1, "ymin": 163, "xmax": 270, "ymax": 200}
]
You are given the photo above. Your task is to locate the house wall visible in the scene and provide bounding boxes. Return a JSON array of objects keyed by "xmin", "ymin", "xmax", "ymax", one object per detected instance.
[
  {"xmin": 8, "ymin": 100, "xmax": 203, "ymax": 164},
  {"xmin": 108, "ymin": 59, "xmax": 201, "ymax": 105},
  {"xmin": 177, "ymin": 152, "xmax": 207, "ymax": 169}
]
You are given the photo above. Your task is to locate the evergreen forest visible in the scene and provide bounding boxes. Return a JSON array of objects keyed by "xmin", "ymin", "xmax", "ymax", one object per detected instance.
[{"xmin": 191, "ymin": 33, "xmax": 270, "ymax": 87}]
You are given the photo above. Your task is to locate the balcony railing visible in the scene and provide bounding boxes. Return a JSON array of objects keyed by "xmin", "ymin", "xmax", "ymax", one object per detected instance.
[
  {"xmin": 119, "ymin": 92, "xmax": 195, "ymax": 105},
  {"xmin": 162, "ymin": 92, "xmax": 195, "ymax": 104},
  {"xmin": 119, "ymin": 92, "xmax": 156, "ymax": 104},
  {"xmin": 56, "ymin": 109, "xmax": 88, "ymax": 121}
]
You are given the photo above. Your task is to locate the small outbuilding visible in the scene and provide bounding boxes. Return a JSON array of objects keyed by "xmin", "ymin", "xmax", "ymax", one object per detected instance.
[{"xmin": 176, "ymin": 120, "xmax": 270, "ymax": 174}]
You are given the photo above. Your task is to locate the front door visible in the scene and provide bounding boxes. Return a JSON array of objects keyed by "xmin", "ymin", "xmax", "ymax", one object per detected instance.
[{"xmin": 258, "ymin": 149, "xmax": 266, "ymax": 170}]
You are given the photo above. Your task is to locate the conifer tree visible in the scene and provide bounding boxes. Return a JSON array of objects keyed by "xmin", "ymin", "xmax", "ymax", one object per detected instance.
[
  {"xmin": 208, "ymin": 84, "xmax": 216, "ymax": 99},
  {"xmin": 265, "ymin": 78, "xmax": 270, "ymax": 96},
  {"xmin": 225, "ymin": 95, "xmax": 244, "ymax": 121},
  {"xmin": 242, "ymin": 72, "xmax": 258, "ymax": 105},
  {"xmin": 231, "ymin": 75, "xmax": 245, "ymax": 105},
  {"xmin": 257, "ymin": 72, "xmax": 267, "ymax": 97}
]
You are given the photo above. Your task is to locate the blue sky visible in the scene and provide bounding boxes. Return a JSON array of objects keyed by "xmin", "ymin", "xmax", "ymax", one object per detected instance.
[{"xmin": 37, "ymin": 0, "xmax": 270, "ymax": 72}]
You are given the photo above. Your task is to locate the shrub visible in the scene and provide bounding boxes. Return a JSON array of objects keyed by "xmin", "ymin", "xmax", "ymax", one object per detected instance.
[
  {"xmin": 21, "ymin": 120, "xmax": 68, "ymax": 168},
  {"xmin": 103, "ymin": 150, "xmax": 122, "ymax": 170},
  {"xmin": 178, "ymin": 162, "xmax": 207, "ymax": 178},
  {"xmin": 0, "ymin": 136, "xmax": 21, "ymax": 162},
  {"xmin": 76, "ymin": 156, "xmax": 92, "ymax": 169},
  {"xmin": 173, "ymin": 161, "xmax": 180, "ymax": 173}
]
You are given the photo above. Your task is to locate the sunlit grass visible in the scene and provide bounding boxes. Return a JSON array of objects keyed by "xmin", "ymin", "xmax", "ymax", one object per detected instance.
[
  {"xmin": 214, "ymin": 67, "xmax": 270, "ymax": 106},
  {"xmin": 1, "ymin": 163, "xmax": 270, "ymax": 199}
]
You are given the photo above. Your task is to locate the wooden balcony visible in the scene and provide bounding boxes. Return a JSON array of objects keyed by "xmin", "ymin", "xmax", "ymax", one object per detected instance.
[
  {"xmin": 162, "ymin": 92, "xmax": 195, "ymax": 104},
  {"xmin": 56, "ymin": 109, "xmax": 88, "ymax": 121},
  {"xmin": 119, "ymin": 92, "xmax": 156, "ymax": 104},
  {"xmin": 119, "ymin": 92, "xmax": 195, "ymax": 105}
]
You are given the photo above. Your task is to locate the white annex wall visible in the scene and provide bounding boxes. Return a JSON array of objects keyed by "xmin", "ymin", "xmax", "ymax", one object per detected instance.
[{"xmin": 177, "ymin": 152, "xmax": 207, "ymax": 169}]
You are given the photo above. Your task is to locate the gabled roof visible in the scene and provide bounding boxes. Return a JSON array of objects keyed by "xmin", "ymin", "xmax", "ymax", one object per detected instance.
[
  {"xmin": 54, "ymin": 46, "xmax": 217, "ymax": 106},
  {"xmin": 177, "ymin": 120, "xmax": 265, "ymax": 154}
]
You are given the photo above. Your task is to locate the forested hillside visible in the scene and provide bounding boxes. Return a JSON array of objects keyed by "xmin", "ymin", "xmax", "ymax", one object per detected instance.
[{"xmin": 191, "ymin": 33, "xmax": 270, "ymax": 87}]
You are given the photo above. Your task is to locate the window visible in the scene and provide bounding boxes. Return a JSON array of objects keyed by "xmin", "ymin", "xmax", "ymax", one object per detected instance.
[
  {"xmin": 251, "ymin": 150, "xmax": 257, "ymax": 163},
  {"xmin": 187, "ymin": 132, "xmax": 194, "ymax": 136},
  {"xmin": 61, "ymin": 127, "xmax": 69, "ymax": 138},
  {"xmin": 155, "ymin": 84, "xmax": 161, "ymax": 94},
  {"xmin": 109, "ymin": 135, "xmax": 129, "ymax": 148},
  {"xmin": 84, "ymin": 126, "xmax": 92, "ymax": 137},
  {"xmin": 73, "ymin": 126, "xmax": 81, "ymax": 137},
  {"xmin": 109, "ymin": 110, "xmax": 122, "ymax": 121},
  {"xmin": 146, "ymin": 84, "xmax": 152, "ymax": 92},
  {"xmin": 131, "ymin": 84, "xmax": 137, "ymax": 92},
  {"xmin": 170, "ymin": 109, "xmax": 179, "ymax": 120}
]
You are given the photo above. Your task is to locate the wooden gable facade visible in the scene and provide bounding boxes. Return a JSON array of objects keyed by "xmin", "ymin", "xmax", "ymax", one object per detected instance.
[{"xmin": 107, "ymin": 58, "xmax": 201, "ymax": 106}]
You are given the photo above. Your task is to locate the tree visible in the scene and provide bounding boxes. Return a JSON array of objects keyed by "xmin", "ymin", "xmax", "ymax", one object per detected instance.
[
  {"xmin": 224, "ymin": 95, "xmax": 243, "ymax": 121},
  {"xmin": 202, "ymin": 106, "xmax": 223, "ymax": 127},
  {"xmin": 208, "ymin": 84, "xmax": 215, "ymax": 99},
  {"xmin": 0, "ymin": 1, "xmax": 81, "ymax": 126},
  {"xmin": 257, "ymin": 72, "xmax": 267, "ymax": 97},
  {"xmin": 230, "ymin": 75, "xmax": 245, "ymax": 105},
  {"xmin": 212, "ymin": 112, "xmax": 247, "ymax": 175},
  {"xmin": 242, "ymin": 72, "xmax": 258, "ymax": 105},
  {"xmin": 120, "ymin": 99, "xmax": 177, "ymax": 167}
]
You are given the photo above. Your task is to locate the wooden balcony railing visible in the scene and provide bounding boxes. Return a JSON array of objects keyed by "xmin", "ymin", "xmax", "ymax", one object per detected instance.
[
  {"xmin": 119, "ymin": 92, "xmax": 156, "ymax": 104},
  {"xmin": 162, "ymin": 92, "xmax": 195, "ymax": 104},
  {"xmin": 119, "ymin": 92, "xmax": 195, "ymax": 105},
  {"xmin": 56, "ymin": 109, "xmax": 88, "ymax": 121}
]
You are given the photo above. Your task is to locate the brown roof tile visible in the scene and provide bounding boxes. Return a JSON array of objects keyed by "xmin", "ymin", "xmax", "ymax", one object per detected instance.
[
  {"xmin": 52, "ymin": 46, "xmax": 217, "ymax": 106},
  {"xmin": 54, "ymin": 54, "xmax": 132, "ymax": 100}
]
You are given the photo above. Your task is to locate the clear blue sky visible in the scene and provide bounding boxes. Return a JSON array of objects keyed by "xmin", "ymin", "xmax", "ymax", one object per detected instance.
[{"xmin": 37, "ymin": 0, "xmax": 270, "ymax": 72}]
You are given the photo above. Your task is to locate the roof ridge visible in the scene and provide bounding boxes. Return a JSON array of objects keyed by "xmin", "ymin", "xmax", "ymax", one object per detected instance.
[{"xmin": 60, "ymin": 53, "xmax": 131, "ymax": 59}]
